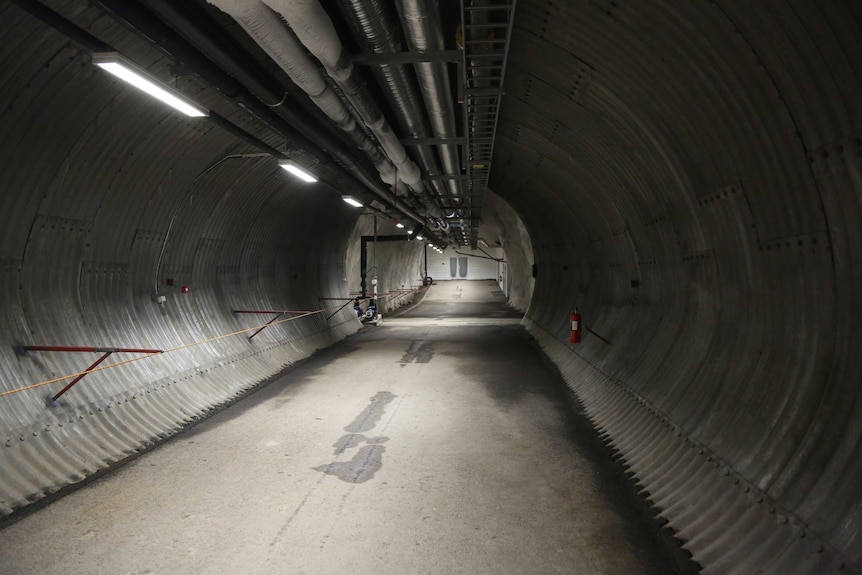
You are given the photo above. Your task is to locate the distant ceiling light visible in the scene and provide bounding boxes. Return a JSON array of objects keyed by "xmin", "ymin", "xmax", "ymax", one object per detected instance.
[
  {"xmin": 478, "ymin": 239, "xmax": 489, "ymax": 247},
  {"xmin": 396, "ymin": 222, "xmax": 404, "ymax": 229},
  {"xmin": 407, "ymin": 229, "xmax": 414, "ymax": 235},
  {"xmin": 416, "ymin": 235, "xmax": 424, "ymax": 240},
  {"xmin": 92, "ymin": 52, "xmax": 208, "ymax": 117},
  {"xmin": 278, "ymin": 159, "xmax": 318, "ymax": 183},
  {"xmin": 342, "ymin": 195, "xmax": 362, "ymax": 208}
]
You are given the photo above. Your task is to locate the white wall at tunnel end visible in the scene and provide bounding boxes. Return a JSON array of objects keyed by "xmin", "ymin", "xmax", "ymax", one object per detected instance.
[{"xmin": 425, "ymin": 247, "xmax": 502, "ymax": 281}]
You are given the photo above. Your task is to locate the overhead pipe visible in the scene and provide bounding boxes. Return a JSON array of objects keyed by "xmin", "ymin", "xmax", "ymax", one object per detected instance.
[
  {"xmin": 98, "ymin": 0, "xmax": 437, "ymax": 232},
  {"xmin": 9, "ymin": 0, "xmax": 112, "ymax": 52},
  {"xmin": 19, "ymin": 0, "xmax": 445, "ymax": 242},
  {"xmin": 203, "ymin": 0, "xmax": 395, "ymax": 182},
  {"xmin": 99, "ymin": 0, "xmax": 332, "ymax": 163},
  {"xmin": 260, "ymin": 0, "xmax": 424, "ymax": 192},
  {"xmin": 12, "ymin": 1, "xmax": 298, "ymax": 176},
  {"xmin": 335, "ymin": 0, "xmax": 453, "ymax": 211},
  {"xmin": 206, "ymin": 112, "xmax": 284, "ymax": 157},
  {"xmin": 394, "ymin": 0, "xmax": 465, "ymax": 206}
]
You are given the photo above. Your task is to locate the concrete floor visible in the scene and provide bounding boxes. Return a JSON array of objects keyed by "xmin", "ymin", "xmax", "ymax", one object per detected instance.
[{"xmin": 0, "ymin": 280, "xmax": 692, "ymax": 575}]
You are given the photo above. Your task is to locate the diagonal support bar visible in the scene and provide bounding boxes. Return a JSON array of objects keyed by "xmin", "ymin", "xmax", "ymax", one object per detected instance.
[
  {"xmin": 52, "ymin": 352, "xmax": 113, "ymax": 401},
  {"xmin": 247, "ymin": 312, "xmax": 284, "ymax": 340},
  {"xmin": 17, "ymin": 345, "xmax": 164, "ymax": 403},
  {"xmin": 585, "ymin": 326, "xmax": 611, "ymax": 345}
]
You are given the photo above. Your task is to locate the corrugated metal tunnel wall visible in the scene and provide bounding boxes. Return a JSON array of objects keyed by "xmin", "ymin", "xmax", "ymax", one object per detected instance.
[
  {"xmin": 0, "ymin": 0, "xmax": 369, "ymax": 519},
  {"xmin": 2, "ymin": 0, "xmax": 862, "ymax": 573},
  {"xmin": 493, "ymin": 1, "xmax": 862, "ymax": 572}
]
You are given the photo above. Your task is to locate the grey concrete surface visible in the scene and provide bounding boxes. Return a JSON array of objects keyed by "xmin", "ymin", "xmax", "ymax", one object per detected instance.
[{"xmin": 0, "ymin": 281, "xmax": 690, "ymax": 575}]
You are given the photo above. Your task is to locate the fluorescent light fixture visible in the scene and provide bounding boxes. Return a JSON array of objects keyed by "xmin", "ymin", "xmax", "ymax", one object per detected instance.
[
  {"xmin": 92, "ymin": 52, "xmax": 208, "ymax": 117},
  {"xmin": 416, "ymin": 235, "xmax": 424, "ymax": 240},
  {"xmin": 407, "ymin": 229, "xmax": 414, "ymax": 235},
  {"xmin": 278, "ymin": 159, "xmax": 318, "ymax": 183},
  {"xmin": 342, "ymin": 195, "xmax": 362, "ymax": 208},
  {"xmin": 396, "ymin": 222, "xmax": 404, "ymax": 229}
]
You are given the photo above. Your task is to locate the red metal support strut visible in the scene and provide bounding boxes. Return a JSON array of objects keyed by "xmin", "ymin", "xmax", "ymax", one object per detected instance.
[{"xmin": 18, "ymin": 345, "xmax": 163, "ymax": 403}]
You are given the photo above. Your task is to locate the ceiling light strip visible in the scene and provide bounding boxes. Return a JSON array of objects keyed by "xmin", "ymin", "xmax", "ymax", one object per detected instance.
[{"xmin": 92, "ymin": 52, "xmax": 208, "ymax": 117}]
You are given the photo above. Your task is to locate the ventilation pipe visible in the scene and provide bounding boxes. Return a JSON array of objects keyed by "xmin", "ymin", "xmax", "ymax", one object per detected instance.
[
  {"xmin": 204, "ymin": 0, "xmax": 402, "ymax": 187},
  {"xmin": 260, "ymin": 0, "xmax": 424, "ymax": 193},
  {"xmin": 394, "ymin": 0, "xmax": 464, "ymax": 207},
  {"xmin": 99, "ymin": 0, "xmax": 437, "ymax": 235},
  {"xmin": 336, "ymin": 0, "xmax": 453, "ymax": 210}
]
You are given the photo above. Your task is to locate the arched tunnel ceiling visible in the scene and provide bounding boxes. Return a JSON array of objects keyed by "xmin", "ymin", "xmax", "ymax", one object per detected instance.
[
  {"xmin": 2, "ymin": 1, "xmax": 862, "ymax": 572},
  {"xmin": 495, "ymin": 1, "xmax": 835, "ymax": 240}
]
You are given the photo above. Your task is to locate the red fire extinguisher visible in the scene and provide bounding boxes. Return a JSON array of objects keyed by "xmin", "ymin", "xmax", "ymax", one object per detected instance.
[{"xmin": 570, "ymin": 310, "xmax": 581, "ymax": 343}]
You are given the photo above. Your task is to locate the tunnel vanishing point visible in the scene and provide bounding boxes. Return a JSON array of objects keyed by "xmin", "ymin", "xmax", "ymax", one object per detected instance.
[{"xmin": 1, "ymin": 1, "xmax": 861, "ymax": 573}]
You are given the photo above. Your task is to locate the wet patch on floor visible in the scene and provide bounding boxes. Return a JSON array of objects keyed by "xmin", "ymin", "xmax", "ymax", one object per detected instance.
[
  {"xmin": 332, "ymin": 433, "xmax": 390, "ymax": 455},
  {"xmin": 399, "ymin": 340, "xmax": 434, "ymax": 365},
  {"xmin": 316, "ymin": 392, "xmax": 395, "ymax": 483},
  {"xmin": 344, "ymin": 391, "xmax": 395, "ymax": 433},
  {"xmin": 314, "ymin": 444, "xmax": 387, "ymax": 484},
  {"xmin": 332, "ymin": 433, "xmax": 365, "ymax": 455}
]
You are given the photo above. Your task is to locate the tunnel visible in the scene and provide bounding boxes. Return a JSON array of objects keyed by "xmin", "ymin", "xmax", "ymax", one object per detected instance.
[{"xmin": 1, "ymin": 0, "xmax": 861, "ymax": 573}]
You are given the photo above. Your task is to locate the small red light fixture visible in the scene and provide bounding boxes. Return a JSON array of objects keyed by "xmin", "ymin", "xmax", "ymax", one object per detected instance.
[{"xmin": 181, "ymin": 286, "xmax": 190, "ymax": 294}]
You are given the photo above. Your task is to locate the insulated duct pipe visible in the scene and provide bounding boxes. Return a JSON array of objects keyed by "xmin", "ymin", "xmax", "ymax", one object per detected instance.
[
  {"xmin": 101, "ymin": 0, "xmax": 436, "ymax": 233},
  {"xmin": 336, "ymin": 0, "xmax": 453, "ymax": 212},
  {"xmin": 261, "ymin": 0, "xmax": 424, "ymax": 193},
  {"xmin": 203, "ymin": 0, "xmax": 398, "ymax": 186},
  {"xmin": 395, "ymin": 0, "xmax": 464, "ymax": 205}
]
